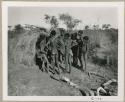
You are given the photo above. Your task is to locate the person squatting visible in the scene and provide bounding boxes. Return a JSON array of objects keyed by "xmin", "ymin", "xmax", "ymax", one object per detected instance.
[{"xmin": 35, "ymin": 28, "xmax": 90, "ymax": 74}]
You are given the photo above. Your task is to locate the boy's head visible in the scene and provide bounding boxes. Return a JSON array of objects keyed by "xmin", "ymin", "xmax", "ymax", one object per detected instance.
[
  {"xmin": 64, "ymin": 33, "xmax": 70, "ymax": 39},
  {"xmin": 50, "ymin": 30, "xmax": 56, "ymax": 37},
  {"xmin": 78, "ymin": 30, "xmax": 83, "ymax": 35}
]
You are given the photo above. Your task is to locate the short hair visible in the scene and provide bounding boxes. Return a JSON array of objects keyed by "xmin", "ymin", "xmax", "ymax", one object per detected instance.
[
  {"xmin": 71, "ymin": 32, "xmax": 77, "ymax": 40},
  {"xmin": 64, "ymin": 33, "xmax": 70, "ymax": 38},
  {"xmin": 83, "ymin": 36, "xmax": 89, "ymax": 43},
  {"xmin": 83, "ymin": 36, "xmax": 89, "ymax": 40},
  {"xmin": 78, "ymin": 30, "xmax": 83, "ymax": 34},
  {"xmin": 50, "ymin": 30, "xmax": 56, "ymax": 36}
]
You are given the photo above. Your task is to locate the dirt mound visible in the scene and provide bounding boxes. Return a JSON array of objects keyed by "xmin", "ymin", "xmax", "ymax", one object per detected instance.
[{"xmin": 12, "ymin": 30, "xmax": 40, "ymax": 67}]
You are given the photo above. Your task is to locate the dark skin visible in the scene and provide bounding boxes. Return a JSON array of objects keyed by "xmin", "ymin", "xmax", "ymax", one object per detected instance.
[
  {"xmin": 35, "ymin": 32, "xmax": 49, "ymax": 72},
  {"xmin": 63, "ymin": 34, "xmax": 72, "ymax": 73},
  {"xmin": 71, "ymin": 33, "xmax": 79, "ymax": 66},
  {"xmin": 47, "ymin": 31, "xmax": 60, "ymax": 74},
  {"xmin": 77, "ymin": 35, "xmax": 89, "ymax": 71}
]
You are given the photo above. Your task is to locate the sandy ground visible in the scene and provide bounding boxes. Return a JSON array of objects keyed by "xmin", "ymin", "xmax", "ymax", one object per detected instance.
[{"xmin": 8, "ymin": 60, "xmax": 117, "ymax": 96}]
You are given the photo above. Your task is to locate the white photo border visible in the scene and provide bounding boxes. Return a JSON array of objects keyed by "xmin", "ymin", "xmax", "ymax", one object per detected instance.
[{"xmin": 2, "ymin": 1, "xmax": 124, "ymax": 101}]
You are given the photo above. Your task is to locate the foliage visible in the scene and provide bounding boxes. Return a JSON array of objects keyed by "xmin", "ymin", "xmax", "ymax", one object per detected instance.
[
  {"xmin": 85, "ymin": 25, "xmax": 89, "ymax": 30},
  {"xmin": 44, "ymin": 14, "xmax": 59, "ymax": 28},
  {"xmin": 102, "ymin": 24, "xmax": 111, "ymax": 30},
  {"xmin": 93, "ymin": 25, "xmax": 99, "ymax": 30},
  {"xmin": 59, "ymin": 13, "xmax": 81, "ymax": 31},
  {"xmin": 14, "ymin": 24, "xmax": 24, "ymax": 32}
]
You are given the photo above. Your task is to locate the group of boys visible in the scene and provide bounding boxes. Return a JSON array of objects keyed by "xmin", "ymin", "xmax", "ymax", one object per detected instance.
[{"xmin": 35, "ymin": 28, "xmax": 89, "ymax": 74}]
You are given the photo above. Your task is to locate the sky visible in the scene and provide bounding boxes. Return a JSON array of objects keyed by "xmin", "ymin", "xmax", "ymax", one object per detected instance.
[{"xmin": 8, "ymin": 7, "xmax": 118, "ymax": 29}]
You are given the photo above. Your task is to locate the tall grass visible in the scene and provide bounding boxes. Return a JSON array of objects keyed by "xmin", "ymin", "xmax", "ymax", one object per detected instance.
[
  {"xmin": 83, "ymin": 29, "xmax": 118, "ymax": 70},
  {"xmin": 8, "ymin": 29, "xmax": 41, "ymax": 67}
]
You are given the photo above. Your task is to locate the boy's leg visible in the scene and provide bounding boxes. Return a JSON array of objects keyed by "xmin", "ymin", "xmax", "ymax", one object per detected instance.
[
  {"xmin": 64, "ymin": 53, "xmax": 68, "ymax": 72},
  {"xmin": 68, "ymin": 54, "xmax": 71, "ymax": 73},
  {"xmin": 55, "ymin": 53, "xmax": 60, "ymax": 74},
  {"xmin": 78, "ymin": 55, "xmax": 84, "ymax": 71},
  {"xmin": 83, "ymin": 53, "xmax": 87, "ymax": 71},
  {"xmin": 51, "ymin": 54, "xmax": 56, "ymax": 73}
]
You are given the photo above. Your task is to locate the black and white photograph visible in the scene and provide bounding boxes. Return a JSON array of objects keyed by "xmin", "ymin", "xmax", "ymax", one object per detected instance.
[{"xmin": 2, "ymin": 2, "xmax": 124, "ymax": 101}]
